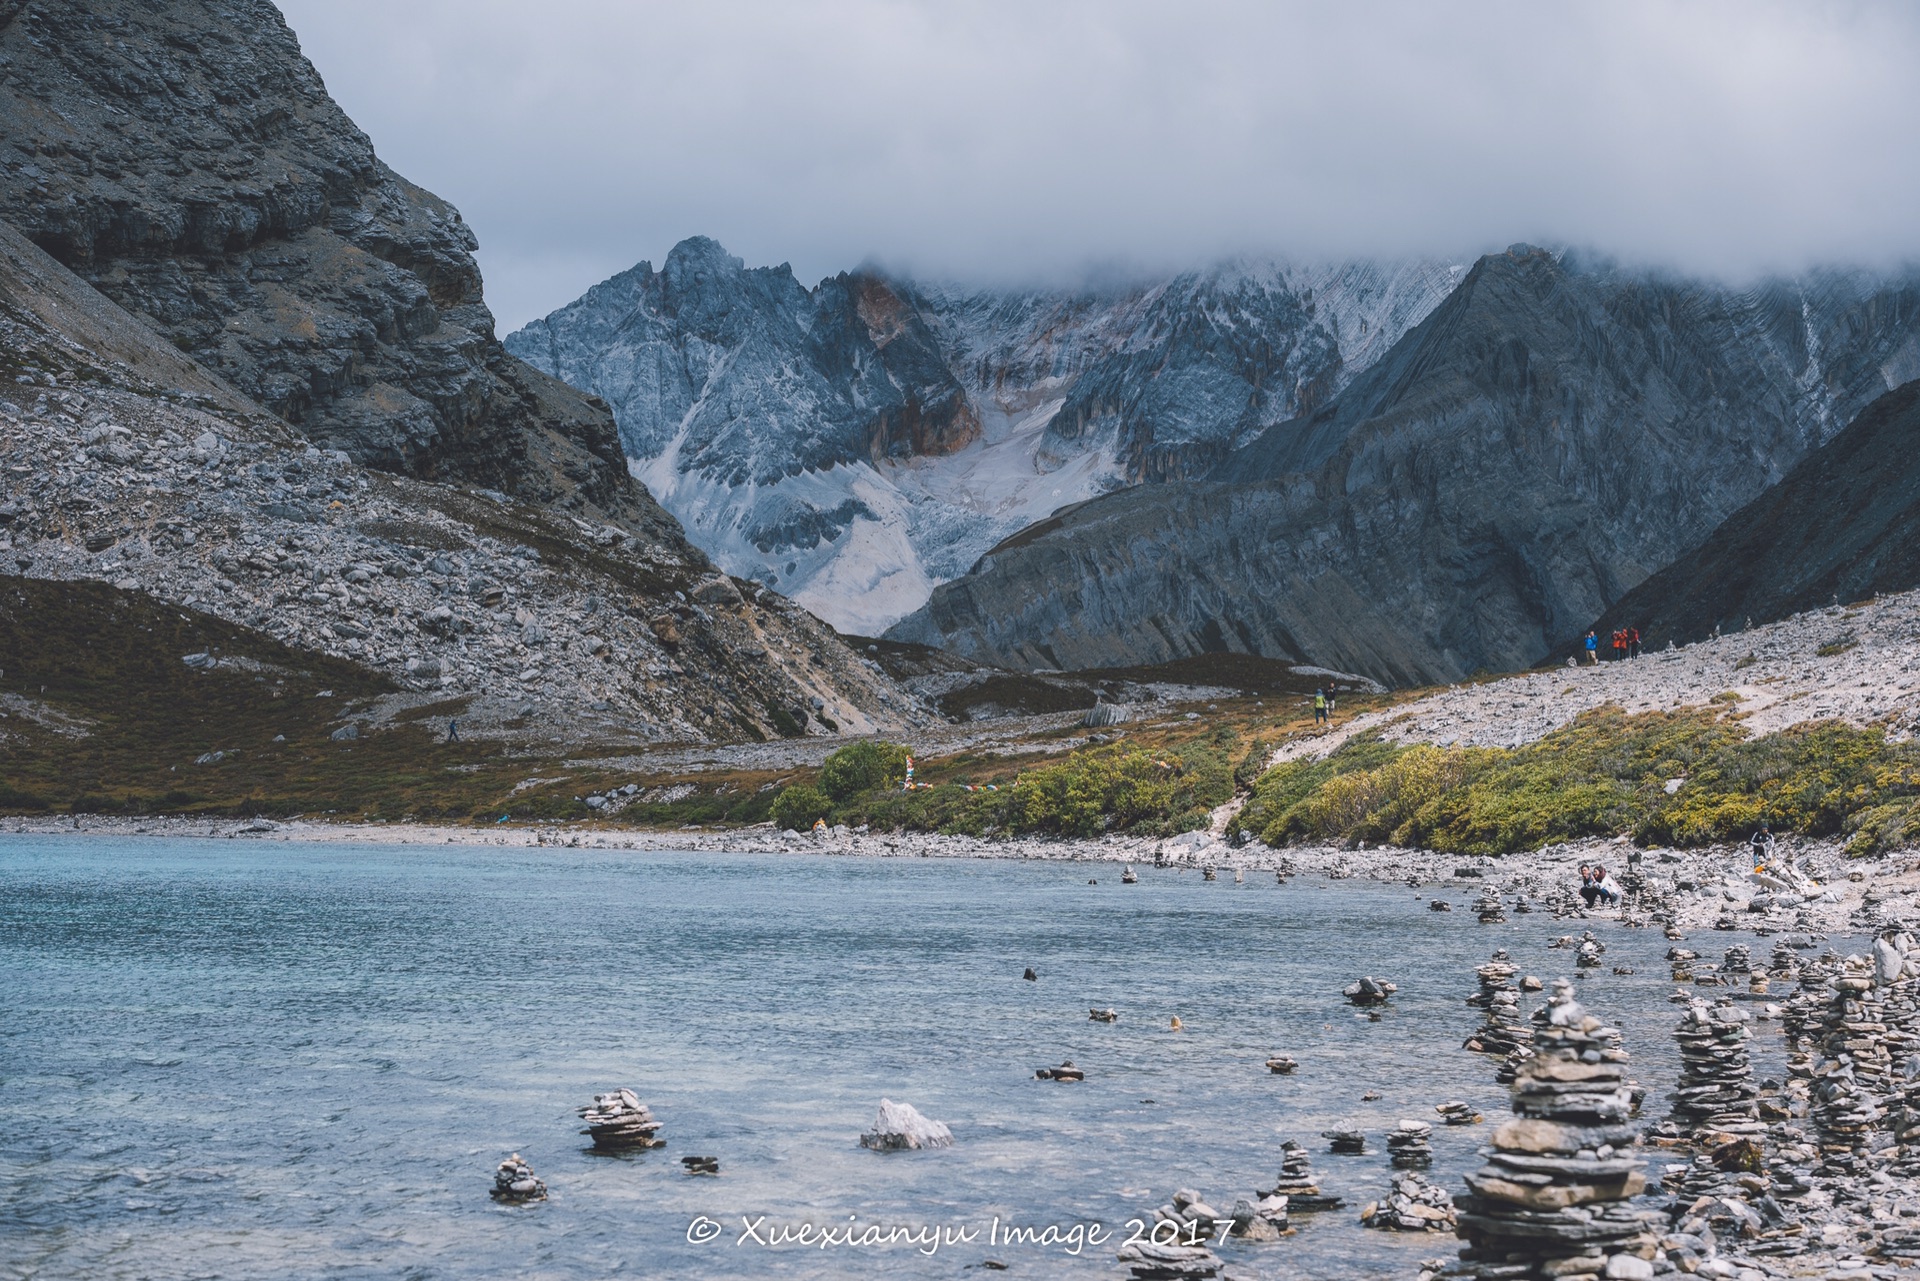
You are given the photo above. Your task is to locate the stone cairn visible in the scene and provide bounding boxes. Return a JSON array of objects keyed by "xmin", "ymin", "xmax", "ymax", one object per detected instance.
[
  {"xmin": 1362, "ymin": 1170, "xmax": 1458, "ymax": 1232},
  {"xmin": 1655, "ymin": 1137, "xmax": 1807, "ymax": 1264},
  {"xmin": 1324, "ymin": 1125, "xmax": 1368, "ymax": 1154},
  {"xmin": 1663, "ymin": 997, "xmax": 1761, "ymax": 1137},
  {"xmin": 1721, "ymin": 942, "xmax": 1750, "ymax": 973},
  {"xmin": 1228, "ymin": 1191, "xmax": 1292, "ymax": 1242},
  {"xmin": 1767, "ymin": 939, "xmax": 1800, "ymax": 981},
  {"xmin": 1870, "ymin": 928, "xmax": 1920, "ymax": 1177},
  {"xmin": 490, "ymin": 1153, "xmax": 547, "ymax": 1202},
  {"xmin": 1777, "ymin": 953, "xmax": 1836, "ymax": 1127},
  {"xmin": 1882, "ymin": 928, "xmax": 1920, "ymax": 1258},
  {"xmin": 1115, "ymin": 1237, "xmax": 1223, "ymax": 1281},
  {"xmin": 1388, "ymin": 1119, "xmax": 1435, "ymax": 1167},
  {"xmin": 1435, "ymin": 1100, "xmax": 1483, "ymax": 1126},
  {"xmin": 1464, "ymin": 950, "xmax": 1533, "ymax": 1079},
  {"xmin": 1115, "ymin": 1190, "xmax": 1235, "ymax": 1280},
  {"xmin": 1476, "ymin": 886, "xmax": 1507, "ymax": 924},
  {"xmin": 1261, "ymin": 1139, "xmax": 1343, "ymax": 1212},
  {"xmin": 1781, "ymin": 950, "xmax": 1837, "ymax": 1044},
  {"xmin": 1035, "ymin": 1059, "xmax": 1085, "ymax": 1081},
  {"xmin": 1344, "ymin": 976, "xmax": 1396, "ymax": 1006},
  {"xmin": 1575, "ymin": 932, "xmax": 1605, "ymax": 969},
  {"xmin": 1452, "ymin": 979, "xmax": 1659, "ymax": 1281},
  {"xmin": 859, "ymin": 1098, "xmax": 953, "ymax": 1151},
  {"xmin": 576, "ymin": 1089, "xmax": 664, "ymax": 1151},
  {"xmin": 1265, "ymin": 1054, "xmax": 1299, "ymax": 1075},
  {"xmin": 1667, "ymin": 947, "xmax": 1697, "ymax": 982},
  {"xmin": 1809, "ymin": 953, "xmax": 1888, "ymax": 1184}
]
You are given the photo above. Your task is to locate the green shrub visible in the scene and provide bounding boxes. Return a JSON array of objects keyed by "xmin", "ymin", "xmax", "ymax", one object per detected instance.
[
  {"xmin": 0, "ymin": 784, "xmax": 50, "ymax": 811},
  {"xmin": 770, "ymin": 782, "xmax": 832, "ymax": 831},
  {"xmin": 819, "ymin": 740, "xmax": 912, "ymax": 801},
  {"xmin": 1175, "ymin": 729, "xmax": 1239, "ymax": 811},
  {"xmin": 1231, "ymin": 733, "xmax": 1409, "ymax": 843},
  {"xmin": 1238, "ymin": 707, "xmax": 1920, "ymax": 857},
  {"xmin": 1234, "ymin": 738, "xmax": 1273, "ymax": 790}
]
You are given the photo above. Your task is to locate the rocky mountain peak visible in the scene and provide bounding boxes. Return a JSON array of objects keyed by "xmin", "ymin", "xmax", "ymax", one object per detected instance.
[
  {"xmin": 509, "ymin": 241, "xmax": 1461, "ymax": 631},
  {"xmin": 0, "ymin": 0, "xmax": 666, "ymax": 540}
]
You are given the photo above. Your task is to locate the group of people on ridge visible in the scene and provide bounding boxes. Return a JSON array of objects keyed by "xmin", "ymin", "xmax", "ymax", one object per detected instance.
[{"xmin": 1582, "ymin": 626, "xmax": 1642, "ymax": 664}]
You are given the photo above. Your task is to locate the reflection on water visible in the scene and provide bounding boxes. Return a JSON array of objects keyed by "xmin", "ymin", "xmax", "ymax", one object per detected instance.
[{"xmin": 0, "ymin": 838, "xmax": 1828, "ymax": 1279}]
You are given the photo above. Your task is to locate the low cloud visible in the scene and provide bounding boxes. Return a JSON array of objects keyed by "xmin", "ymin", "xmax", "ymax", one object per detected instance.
[{"xmin": 278, "ymin": 0, "xmax": 1920, "ymax": 329}]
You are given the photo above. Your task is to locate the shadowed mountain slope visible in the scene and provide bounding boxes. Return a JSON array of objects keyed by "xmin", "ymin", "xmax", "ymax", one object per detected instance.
[
  {"xmin": 889, "ymin": 247, "xmax": 1920, "ymax": 685},
  {"xmin": 1596, "ymin": 378, "xmax": 1920, "ymax": 649}
]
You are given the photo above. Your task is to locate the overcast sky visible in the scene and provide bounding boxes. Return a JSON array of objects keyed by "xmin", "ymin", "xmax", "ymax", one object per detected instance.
[{"xmin": 277, "ymin": 0, "xmax": 1920, "ymax": 333}]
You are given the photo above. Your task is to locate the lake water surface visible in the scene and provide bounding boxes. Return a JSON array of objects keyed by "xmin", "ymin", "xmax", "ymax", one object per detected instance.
[{"xmin": 1, "ymin": 837, "xmax": 1816, "ymax": 1279}]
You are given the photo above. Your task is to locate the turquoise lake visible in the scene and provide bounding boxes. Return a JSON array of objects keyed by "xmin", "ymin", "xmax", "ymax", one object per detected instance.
[{"xmin": 0, "ymin": 837, "xmax": 1813, "ymax": 1279}]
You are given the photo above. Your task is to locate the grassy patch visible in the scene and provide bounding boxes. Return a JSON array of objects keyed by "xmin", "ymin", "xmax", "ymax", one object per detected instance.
[
  {"xmin": 0, "ymin": 576, "xmax": 622, "ymax": 821},
  {"xmin": 1230, "ymin": 707, "xmax": 1920, "ymax": 857},
  {"xmin": 805, "ymin": 725, "xmax": 1246, "ymax": 839}
]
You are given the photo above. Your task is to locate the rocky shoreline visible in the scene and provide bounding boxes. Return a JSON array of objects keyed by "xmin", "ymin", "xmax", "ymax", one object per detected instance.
[{"xmin": 10, "ymin": 813, "xmax": 1912, "ymax": 941}]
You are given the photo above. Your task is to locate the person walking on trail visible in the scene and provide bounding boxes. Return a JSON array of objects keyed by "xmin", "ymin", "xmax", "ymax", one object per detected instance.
[
  {"xmin": 1584, "ymin": 631, "xmax": 1599, "ymax": 665},
  {"xmin": 446, "ymin": 718, "xmax": 459, "ymax": 743},
  {"xmin": 1313, "ymin": 687, "xmax": 1328, "ymax": 726},
  {"xmin": 1629, "ymin": 626, "xmax": 1642, "ymax": 659},
  {"xmin": 1326, "ymin": 685, "xmax": 1338, "ymax": 717}
]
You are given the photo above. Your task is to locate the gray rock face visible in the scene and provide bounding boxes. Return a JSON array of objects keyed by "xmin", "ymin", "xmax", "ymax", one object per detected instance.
[
  {"xmin": 0, "ymin": 198, "xmax": 917, "ymax": 746},
  {"xmin": 891, "ymin": 247, "xmax": 1920, "ymax": 685},
  {"xmin": 1594, "ymin": 378, "xmax": 1920, "ymax": 647},
  {"xmin": 507, "ymin": 239, "xmax": 1460, "ymax": 631},
  {"xmin": 0, "ymin": 0, "xmax": 666, "ymax": 538}
]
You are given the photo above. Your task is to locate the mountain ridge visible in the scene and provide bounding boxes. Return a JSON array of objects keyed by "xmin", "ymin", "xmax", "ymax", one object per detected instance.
[
  {"xmin": 888, "ymin": 246, "xmax": 1920, "ymax": 685},
  {"xmin": 506, "ymin": 239, "xmax": 1463, "ymax": 630}
]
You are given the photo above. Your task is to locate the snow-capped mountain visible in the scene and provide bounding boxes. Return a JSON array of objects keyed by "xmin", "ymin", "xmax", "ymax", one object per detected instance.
[
  {"xmin": 890, "ymin": 247, "xmax": 1920, "ymax": 685},
  {"xmin": 504, "ymin": 238, "xmax": 1463, "ymax": 633}
]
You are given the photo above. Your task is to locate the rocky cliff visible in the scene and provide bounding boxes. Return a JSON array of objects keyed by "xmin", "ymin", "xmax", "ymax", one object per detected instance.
[
  {"xmin": 1595, "ymin": 378, "xmax": 1920, "ymax": 648},
  {"xmin": 507, "ymin": 240, "xmax": 1461, "ymax": 632},
  {"xmin": 0, "ymin": 215, "xmax": 915, "ymax": 744},
  {"xmin": 889, "ymin": 247, "xmax": 1920, "ymax": 686},
  {"xmin": 0, "ymin": 0, "xmax": 671, "ymax": 538},
  {"xmin": 0, "ymin": 0, "xmax": 918, "ymax": 744}
]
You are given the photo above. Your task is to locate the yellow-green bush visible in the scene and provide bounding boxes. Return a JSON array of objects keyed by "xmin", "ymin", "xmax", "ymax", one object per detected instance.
[
  {"xmin": 819, "ymin": 740, "xmax": 912, "ymax": 800},
  {"xmin": 770, "ymin": 782, "xmax": 831, "ymax": 831},
  {"xmin": 1239, "ymin": 708, "xmax": 1920, "ymax": 857},
  {"xmin": 1013, "ymin": 746, "xmax": 1194, "ymax": 837},
  {"xmin": 827, "ymin": 737, "xmax": 1233, "ymax": 839}
]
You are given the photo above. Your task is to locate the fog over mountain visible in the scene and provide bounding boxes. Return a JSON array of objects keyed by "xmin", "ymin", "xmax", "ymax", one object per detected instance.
[{"xmin": 277, "ymin": 1, "xmax": 1920, "ymax": 332}]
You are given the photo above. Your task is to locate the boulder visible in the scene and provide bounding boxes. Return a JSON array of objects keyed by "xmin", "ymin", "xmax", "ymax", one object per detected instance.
[{"xmin": 858, "ymin": 1098, "xmax": 952, "ymax": 1151}]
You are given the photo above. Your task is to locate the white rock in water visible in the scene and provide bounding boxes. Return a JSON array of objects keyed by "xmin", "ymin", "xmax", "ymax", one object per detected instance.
[{"xmin": 859, "ymin": 1098, "xmax": 953, "ymax": 1151}]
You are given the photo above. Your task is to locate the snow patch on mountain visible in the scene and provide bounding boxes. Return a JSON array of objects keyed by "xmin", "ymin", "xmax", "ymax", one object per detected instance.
[{"xmin": 509, "ymin": 239, "xmax": 1461, "ymax": 633}]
